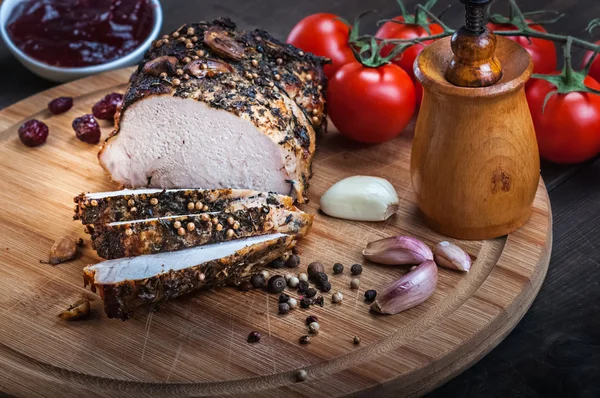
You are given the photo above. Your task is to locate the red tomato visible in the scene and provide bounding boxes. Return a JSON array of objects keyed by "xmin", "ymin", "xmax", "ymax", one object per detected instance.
[
  {"xmin": 376, "ymin": 17, "xmax": 443, "ymax": 105},
  {"xmin": 327, "ymin": 61, "xmax": 416, "ymax": 144},
  {"xmin": 581, "ymin": 40, "xmax": 600, "ymax": 83},
  {"xmin": 286, "ymin": 13, "xmax": 355, "ymax": 78},
  {"xmin": 526, "ymin": 75, "xmax": 600, "ymax": 163},
  {"xmin": 487, "ymin": 22, "xmax": 557, "ymax": 77}
]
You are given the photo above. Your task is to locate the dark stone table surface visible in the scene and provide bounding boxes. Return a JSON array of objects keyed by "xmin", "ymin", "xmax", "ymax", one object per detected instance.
[{"xmin": 1, "ymin": 1, "xmax": 598, "ymax": 397}]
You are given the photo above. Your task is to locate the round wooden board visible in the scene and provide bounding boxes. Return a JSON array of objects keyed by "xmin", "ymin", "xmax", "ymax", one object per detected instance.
[{"xmin": 0, "ymin": 69, "xmax": 552, "ymax": 398}]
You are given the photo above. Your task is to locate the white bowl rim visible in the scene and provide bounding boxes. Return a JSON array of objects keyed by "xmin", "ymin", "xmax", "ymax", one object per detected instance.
[{"xmin": 0, "ymin": 0, "xmax": 162, "ymax": 73}]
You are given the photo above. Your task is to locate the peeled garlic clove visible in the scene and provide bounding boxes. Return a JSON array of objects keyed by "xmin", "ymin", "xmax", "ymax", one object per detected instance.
[
  {"xmin": 371, "ymin": 260, "xmax": 438, "ymax": 315},
  {"xmin": 320, "ymin": 176, "xmax": 399, "ymax": 222},
  {"xmin": 433, "ymin": 241, "xmax": 472, "ymax": 272},
  {"xmin": 363, "ymin": 236, "xmax": 433, "ymax": 265}
]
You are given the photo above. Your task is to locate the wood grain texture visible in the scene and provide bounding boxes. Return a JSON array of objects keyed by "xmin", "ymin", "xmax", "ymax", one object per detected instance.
[
  {"xmin": 412, "ymin": 36, "xmax": 540, "ymax": 240},
  {"xmin": 0, "ymin": 68, "xmax": 551, "ymax": 397}
]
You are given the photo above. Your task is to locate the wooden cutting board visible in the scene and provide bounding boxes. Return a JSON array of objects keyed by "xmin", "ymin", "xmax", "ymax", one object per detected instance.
[{"xmin": 0, "ymin": 68, "xmax": 552, "ymax": 398}]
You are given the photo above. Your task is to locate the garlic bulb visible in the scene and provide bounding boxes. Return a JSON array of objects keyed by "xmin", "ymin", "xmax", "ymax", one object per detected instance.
[
  {"xmin": 320, "ymin": 176, "xmax": 399, "ymax": 221},
  {"xmin": 370, "ymin": 260, "xmax": 438, "ymax": 315},
  {"xmin": 363, "ymin": 236, "xmax": 433, "ymax": 265}
]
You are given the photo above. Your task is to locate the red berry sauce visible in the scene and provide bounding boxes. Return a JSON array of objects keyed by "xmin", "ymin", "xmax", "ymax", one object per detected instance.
[{"xmin": 6, "ymin": 0, "xmax": 154, "ymax": 68}]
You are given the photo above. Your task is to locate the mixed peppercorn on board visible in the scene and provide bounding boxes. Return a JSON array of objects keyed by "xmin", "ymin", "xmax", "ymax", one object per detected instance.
[{"xmin": 0, "ymin": 69, "xmax": 551, "ymax": 397}]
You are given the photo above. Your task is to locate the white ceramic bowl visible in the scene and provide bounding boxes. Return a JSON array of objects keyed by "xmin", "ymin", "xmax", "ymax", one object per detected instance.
[{"xmin": 0, "ymin": 0, "xmax": 163, "ymax": 82}]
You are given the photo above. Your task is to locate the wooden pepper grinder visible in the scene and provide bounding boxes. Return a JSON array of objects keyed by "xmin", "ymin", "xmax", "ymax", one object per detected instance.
[{"xmin": 411, "ymin": 0, "xmax": 540, "ymax": 240}]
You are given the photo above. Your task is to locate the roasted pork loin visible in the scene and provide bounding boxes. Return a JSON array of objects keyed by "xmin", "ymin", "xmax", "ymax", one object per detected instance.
[
  {"xmin": 98, "ymin": 18, "xmax": 327, "ymax": 203},
  {"xmin": 84, "ymin": 234, "xmax": 294, "ymax": 319},
  {"xmin": 74, "ymin": 188, "xmax": 294, "ymax": 224}
]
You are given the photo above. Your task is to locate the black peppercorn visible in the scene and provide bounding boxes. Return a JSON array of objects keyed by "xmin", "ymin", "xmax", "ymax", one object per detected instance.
[
  {"xmin": 350, "ymin": 263, "xmax": 363, "ymax": 275},
  {"xmin": 305, "ymin": 315, "xmax": 318, "ymax": 325},
  {"xmin": 300, "ymin": 297, "xmax": 312, "ymax": 308},
  {"xmin": 278, "ymin": 302, "xmax": 290, "ymax": 314},
  {"xmin": 247, "ymin": 331, "xmax": 261, "ymax": 343},
  {"xmin": 313, "ymin": 272, "xmax": 328, "ymax": 286},
  {"xmin": 299, "ymin": 335, "xmax": 311, "ymax": 344},
  {"xmin": 239, "ymin": 281, "xmax": 253, "ymax": 291},
  {"xmin": 250, "ymin": 274, "xmax": 265, "ymax": 288},
  {"xmin": 278, "ymin": 293, "xmax": 290, "ymax": 304},
  {"xmin": 292, "ymin": 247, "xmax": 300, "ymax": 255},
  {"xmin": 297, "ymin": 280, "xmax": 309, "ymax": 293},
  {"xmin": 307, "ymin": 262, "xmax": 325, "ymax": 277},
  {"xmin": 364, "ymin": 289, "xmax": 377, "ymax": 302},
  {"xmin": 320, "ymin": 280, "xmax": 331, "ymax": 293},
  {"xmin": 353, "ymin": 336, "xmax": 361, "ymax": 345},
  {"xmin": 286, "ymin": 254, "xmax": 300, "ymax": 268},
  {"xmin": 314, "ymin": 295, "xmax": 324, "ymax": 307},
  {"xmin": 333, "ymin": 263, "xmax": 344, "ymax": 274},
  {"xmin": 268, "ymin": 257, "xmax": 286, "ymax": 269},
  {"xmin": 267, "ymin": 275, "xmax": 286, "ymax": 293},
  {"xmin": 305, "ymin": 287, "xmax": 317, "ymax": 298}
]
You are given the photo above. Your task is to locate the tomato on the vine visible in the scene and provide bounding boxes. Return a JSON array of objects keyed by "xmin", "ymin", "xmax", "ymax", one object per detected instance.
[
  {"xmin": 286, "ymin": 13, "xmax": 355, "ymax": 78},
  {"xmin": 376, "ymin": 17, "xmax": 443, "ymax": 105},
  {"xmin": 581, "ymin": 40, "xmax": 600, "ymax": 83},
  {"xmin": 526, "ymin": 74, "xmax": 600, "ymax": 164},
  {"xmin": 327, "ymin": 61, "xmax": 416, "ymax": 144},
  {"xmin": 487, "ymin": 21, "xmax": 557, "ymax": 77}
]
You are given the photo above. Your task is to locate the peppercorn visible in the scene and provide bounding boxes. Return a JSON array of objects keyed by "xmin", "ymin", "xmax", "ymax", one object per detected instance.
[
  {"xmin": 332, "ymin": 291, "xmax": 343, "ymax": 303},
  {"xmin": 288, "ymin": 298, "xmax": 298, "ymax": 309},
  {"xmin": 313, "ymin": 272, "xmax": 328, "ymax": 286},
  {"xmin": 333, "ymin": 263, "xmax": 344, "ymax": 274},
  {"xmin": 317, "ymin": 280, "xmax": 330, "ymax": 293},
  {"xmin": 298, "ymin": 273, "xmax": 309, "ymax": 282},
  {"xmin": 288, "ymin": 276, "xmax": 300, "ymax": 288},
  {"xmin": 292, "ymin": 247, "xmax": 300, "ymax": 255},
  {"xmin": 314, "ymin": 295, "xmax": 325, "ymax": 307},
  {"xmin": 300, "ymin": 297, "xmax": 312, "ymax": 308},
  {"xmin": 353, "ymin": 336, "xmax": 361, "ymax": 345},
  {"xmin": 308, "ymin": 322, "xmax": 320, "ymax": 334},
  {"xmin": 250, "ymin": 274, "xmax": 265, "ymax": 288},
  {"xmin": 268, "ymin": 275, "xmax": 286, "ymax": 293},
  {"xmin": 268, "ymin": 257, "xmax": 286, "ymax": 269},
  {"xmin": 239, "ymin": 281, "xmax": 253, "ymax": 291},
  {"xmin": 307, "ymin": 262, "xmax": 325, "ymax": 277},
  {"xmin": 297, "ymin": 280, "xmax": 309, "ymax": 293},
  {"xmin": 285, "ymin": 273, "xmax": 294, "ymax": 281},
  {"xmin": 247, "ymin": 331, "xmax": 261, "ymax": 343},
  {"xmin": 364, "ymin": 289, "xmax": 377, "ymax": 302},
  {"xmin": 278, "ymin": 293, "xmax": 290, "ymax": 304},
  {"xmin": 305, "ymin": 315, "xmax": 318, "ymax": 325},
  {"xmin": 305, "ymin": 287, "xmax": 317, "ymax": 298},
  {"xmin": 351, "ymin": 263, "xmax": 363, "ymax": 275},
  {"xmin": 299, "ymin": 335, "xmax": 311, "ymax": 345},
  {"xmin": 260, "ymin": 270, "xmax": 270, "ymax": 280},
  {"xmin": 295, "ymin": 369, "xmax": 307, "ymax": 382},
  {"xmin": 350, "ymin": 278, "xmax": 360, "ymax": 289},
  {"xmin": 286, "ymin": 254, "xmax": 300, "ymax": 268},
  {"xmin": 278, "ymin": 302, "xmax": 290, "ymax": 315}
]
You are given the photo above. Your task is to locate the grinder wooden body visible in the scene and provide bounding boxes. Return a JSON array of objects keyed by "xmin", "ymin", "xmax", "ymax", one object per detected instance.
[{"xmin": 411, "ymin": 36, "xmax": 540, "ymax": 240}]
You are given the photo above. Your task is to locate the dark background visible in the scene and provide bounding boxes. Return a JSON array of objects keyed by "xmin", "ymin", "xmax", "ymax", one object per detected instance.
[{"xmin": 1, "ymin": 0, "xmax": 599, "ymax": 397}]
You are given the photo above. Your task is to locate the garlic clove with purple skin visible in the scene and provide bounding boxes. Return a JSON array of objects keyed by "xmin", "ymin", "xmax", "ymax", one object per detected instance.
[
  {"xmin": 370, "ymin": 260, "xmax": 438, "ymax": 315},
  {"xmin": 362, "ymin": 236, "xmax": 433, "ymax": 265},
  {"xmin": 432, "ymin": 241, "xmax": 472, "ymax": 272}
]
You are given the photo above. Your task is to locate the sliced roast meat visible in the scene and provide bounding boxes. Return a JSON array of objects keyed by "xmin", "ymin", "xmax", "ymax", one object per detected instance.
[
  {"xmin": 98, "ymin": 18, "xmax": 328, "ymax": 203},
  {"xmin": 84, "ymin": 233, "xmax": 295, "ymax": 319},
  {"xmin": 74, "ymin": 188, "xmax": 294, "ymax": 224},
  {"xmin": 87, "ymin": 202, "xmax": 313, "ymax": 259}
]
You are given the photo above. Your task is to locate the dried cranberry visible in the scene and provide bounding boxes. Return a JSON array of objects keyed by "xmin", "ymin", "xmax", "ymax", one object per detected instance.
[
  {"xmin": 92, "ymin": 92, "xmax": 123, "ymax": 120},
  {"xmin": 72, "ymin": 114, "xmax": 101, "ymax": 144},
  {"xmin": 48, "ymin": 97, "xmax": 73, "ymax": 115},
  {"xmin": 18, "ymin": 119, "xmax": 48, "ymax": 147}
]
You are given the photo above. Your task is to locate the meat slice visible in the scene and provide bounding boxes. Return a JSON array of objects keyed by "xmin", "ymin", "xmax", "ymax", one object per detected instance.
[
  {"xmin": 84, "ymin": 233, "xmax": 294, "ymax": 319},
  {"xmin": 99, "ymin": 18, "xmax": 328, "ymax": 203},
  {"xmin": 86, "ymin": 202, "xmax": 312, "ymax": 259},
  {"xmin": 74, "ymin": 188, "xmax": 294, "ymax": 224}
]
